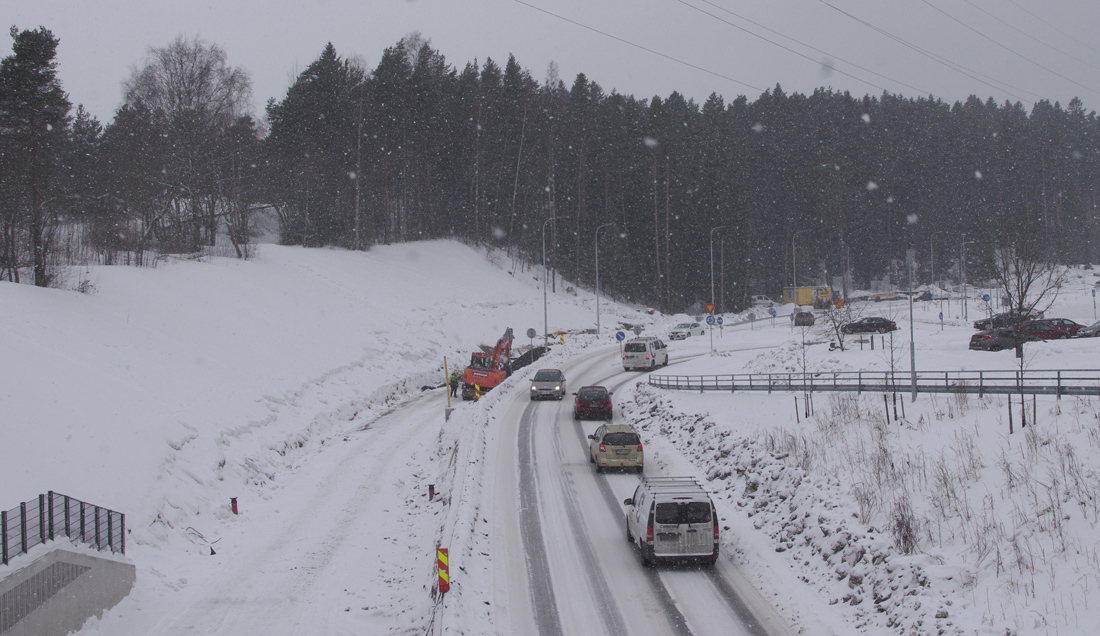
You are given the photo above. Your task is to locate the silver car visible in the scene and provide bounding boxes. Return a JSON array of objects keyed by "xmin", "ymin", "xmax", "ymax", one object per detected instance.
[
  {"xmin": 530, "ymin": 368, "xmax": 566, "ymax": 400},
  {"xmin": 1079, "ymin": 320, "xmax": 1100, "ymax": 338}
]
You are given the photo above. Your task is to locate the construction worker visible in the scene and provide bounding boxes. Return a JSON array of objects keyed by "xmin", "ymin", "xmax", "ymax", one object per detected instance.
[{"xmin": 449, "ymin": 370, "xmax": 460, "ymax": 398}]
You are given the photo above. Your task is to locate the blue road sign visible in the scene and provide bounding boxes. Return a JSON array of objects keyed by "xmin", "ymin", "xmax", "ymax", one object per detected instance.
[
  {"xmin": 769, "ymin": 308, "xmax": 777, "ymax": 317},
  {"xmin": 706, "ymin": 315, "xmax": 716, "ymax": 325},
  {"xmin": 983, "ymin": 294, "xmax": 991, "ymax": 302},
  {"xmin": 939, "ymin": 311, "xmax": 944, "ymax": 321},
  {"xmin": 716, "ymin": 316, "xmax": 724, "ymax": 325},
  {"xmin": 615, "ymin": 331, "xmax": 626, "ymax": 341}
]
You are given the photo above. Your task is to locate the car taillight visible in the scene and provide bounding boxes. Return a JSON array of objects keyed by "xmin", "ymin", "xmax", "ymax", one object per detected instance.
[
  {"xmin": 980, "ymin": 335, "xmax": 990, "ymax": 340},
  {"xmin": 607, "ymin": 400, "xmax": 613, "ymax": 409},
  {"xmin": 637, "ymin": 444, "xmax": 643, "ymax": 452},
  {"xmin": 646, "ymin": 525, "xmax": 654, "ymax": 542},
  {"xmin": 599, "ymin": 443, "xmax": 606, "ymax": 453},
  {"xmin": 714, "ymin": 518, "xmax": 720, "ymax": 541},
  {"xmin": 645, "ymin": 353, "xmax": 650, "ymax": 359}
]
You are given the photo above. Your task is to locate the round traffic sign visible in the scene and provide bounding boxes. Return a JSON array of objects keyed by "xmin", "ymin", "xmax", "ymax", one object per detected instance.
[
  {"xmin": 982, "ymin": 294, "xmax": 991, "ymax": 302},
  {"xmin": 526, "ymin": 327, "xmax": 537, "ymax": 339},
  {"xmin": 748, "ymin": 312, "xmax": 756, "ymax": 321},
  {"xmin": 939, "ymin": 311, "xmax": 944, "ymax": 321},
  {"xmin": 716, "ymin": 316, "xmax": 723, "ymax": 325},
  {"xmin": 705, "ymin": 315, "xmax": 716, "ymax": 325},
  {"xmin": 769, "ymin": 308, "xmax": 777, "ymax": 317},
  {"xmin": 615, "ymin": 331, "xmax": 626, "ymax": 341}
]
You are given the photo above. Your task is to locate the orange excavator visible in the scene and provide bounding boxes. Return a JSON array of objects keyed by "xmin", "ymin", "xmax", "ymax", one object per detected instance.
[{"xmin": 461, "ymin": 328, "xmax": 514, "ymax": 400}]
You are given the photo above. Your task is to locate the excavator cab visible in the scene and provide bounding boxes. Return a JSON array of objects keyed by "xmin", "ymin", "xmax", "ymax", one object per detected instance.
[{"xmin": 469, "ymin": 353, "xmax": 490, "ymax": 370}]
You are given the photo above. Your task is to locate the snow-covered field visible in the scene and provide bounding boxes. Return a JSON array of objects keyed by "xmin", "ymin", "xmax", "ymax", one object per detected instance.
[{"xmin": 2, "ymin": 240, "xmax": 1099, "ymax": 635}]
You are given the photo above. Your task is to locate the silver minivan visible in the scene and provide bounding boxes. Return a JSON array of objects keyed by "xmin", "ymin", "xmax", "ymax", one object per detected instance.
[
  {"xmin": 622, "ymin": 337, "xmax": 668, "ymax": 371},
  {"xmin": 623, "ymin": 476, "xmax": 719, "ymax": 566}
]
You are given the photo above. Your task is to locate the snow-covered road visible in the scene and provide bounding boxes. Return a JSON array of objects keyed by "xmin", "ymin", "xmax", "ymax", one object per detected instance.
[{"xmin": 486, "ymin": 345, "xmax": 793, "ymax": 636}]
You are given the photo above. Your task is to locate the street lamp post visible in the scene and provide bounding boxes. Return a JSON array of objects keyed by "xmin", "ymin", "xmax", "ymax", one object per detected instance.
[
  {"xmin": 594, "ymin": 222, "xmax": 616, "ymax": 337},
  {"xmin": 542, "ymin": 215, "xmax": 569, "ymax": 347},
  {"xmin": 961, "ymin": 239, "xmax": 977, "ymax": 321},
  {"xmin": 930, "ymin": 230, "xmax": 947, "ymax": 290},
  {"xmin": 796, "ymin": 228, "xmax": 814, "ymax": 288},
  {"xmin": 710, "ymin": 226, "xmax": 728, "ymax": 307}
]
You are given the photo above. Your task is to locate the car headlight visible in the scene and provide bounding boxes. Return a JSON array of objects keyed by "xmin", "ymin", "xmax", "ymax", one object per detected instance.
[
  {"xmin": 555, "ymin": 385, "xmax": 561, "ymax": 390},
  {"xmin": 531, "ymin": 386, "xmax": 537, "ymax": 391}
]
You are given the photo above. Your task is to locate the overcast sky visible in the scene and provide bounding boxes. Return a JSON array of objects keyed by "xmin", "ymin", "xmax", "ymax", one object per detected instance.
[{"xmin": 7, "ymin": 0, "xmax": 1100, "ymax": 124}]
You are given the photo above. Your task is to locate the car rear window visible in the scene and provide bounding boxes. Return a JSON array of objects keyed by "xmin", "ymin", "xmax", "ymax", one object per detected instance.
[
  {"xmin": 533, "ymin": 370, "xmax": 561, "ymax": 381},
  {"xmin": 602, "ymin": 432, "xmax": 639, "ymax": 446},
  {"xmin": 624, "ymin": 343, "xmax": 647, "ymax": 353},
  {"xmin": 655, "ymin": 501, "xmax": 712, "ymax": 525},
  {"xmin": 579, "ymin": 389, "xmax": 607, "ymax": 400}
]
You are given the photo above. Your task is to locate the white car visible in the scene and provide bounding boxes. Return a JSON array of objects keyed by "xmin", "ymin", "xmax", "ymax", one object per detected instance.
[
  {"xmin": 751, "ymin": 295, "xmax": 776, "ymax": 307},
  {"xmin": 668, "ymin": 322, "xmax": 705, "ymax": 340}
]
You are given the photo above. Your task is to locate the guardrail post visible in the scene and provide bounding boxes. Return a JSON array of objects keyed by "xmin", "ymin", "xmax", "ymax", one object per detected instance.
[
  {"xmin": 64, "ymin": 495, "xmax": 70, "ymax": 538},
  {"xmin": 39, "ymin": 494, "xmax": 46, "ymax": 544},
  {"xmin": 979, "ymin": 372, "xmax": 984, "ymax": 398},
  {"xmin": 2, "ymin": 509, "xmax": 7, "ymax": 565},
  {"xmin": 20, "ymin": 501, "xmax": 28, "ymax": 556},
  {"xmin": 95, "ymin": 506, "xmax": 101, "ymax": 550},
  {"xmin": 80, "ymin": 501, "xmax": 86, "ymax": 544},
  {"xmin": 858, "ymin": 371, "xmax": 862, "ymax": 395},
  {"xmin": 48, "ymin": 491, "xmax": 54, "ymax": 541},
  {"xmin": 1057, "ymin": 371, "xmax": 1062, "ymax": 400},
  {"xmin": 120, "ymin": 513, "xmax": 126, "ymax": 555},
  {"xmin": 108, "ymin": 510, "xmax": 114, "ymax": 553}
]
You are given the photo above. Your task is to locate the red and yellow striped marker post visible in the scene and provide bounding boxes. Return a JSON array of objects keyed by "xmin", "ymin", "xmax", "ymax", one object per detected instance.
[
  {"xmin": 474, "ymin": 384, "xmax": 481, "ymax": 401},
  {"xmin": 437, "ymin": 547, "xmax": 450, "ymax": 594}
]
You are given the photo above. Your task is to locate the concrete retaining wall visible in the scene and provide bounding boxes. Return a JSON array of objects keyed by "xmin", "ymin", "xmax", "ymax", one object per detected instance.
[{"xmin": 0, "ymin": 547, "xmax": 135, "ymax": 636}]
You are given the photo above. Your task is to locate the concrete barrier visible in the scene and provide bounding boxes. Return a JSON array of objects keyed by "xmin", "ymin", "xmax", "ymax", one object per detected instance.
[{"xmin": 0, "ymin": 547, "xmax": 135, "ymax": 636}]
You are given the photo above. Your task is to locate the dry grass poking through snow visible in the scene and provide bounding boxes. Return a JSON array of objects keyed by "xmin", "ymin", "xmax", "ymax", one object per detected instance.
[{"xmin": 624, "ymin": 384, "xmax": 1100, "ymax": 635}]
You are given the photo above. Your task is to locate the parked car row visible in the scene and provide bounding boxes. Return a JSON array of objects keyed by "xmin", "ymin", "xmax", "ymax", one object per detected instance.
[{"xmin": 970, "ymin": 318, "xmax": 1100, "ymax": 351}]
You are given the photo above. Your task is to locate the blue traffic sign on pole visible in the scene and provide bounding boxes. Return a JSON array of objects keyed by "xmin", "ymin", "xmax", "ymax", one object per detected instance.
[
  {"xmin": 769, "ymin": 308, "xmax": 777, "ymax": 317},
  {"xmin": 706, "ymin": 315, "xmax": 716, "ymax": 325},
  {"xmin": 615, "ymin": 331, "xmax": 626, "ymax": 341},
  {"xmin": 982, "ymin": 294, "xmax": 991, "ymax": 302},
  {"xmin": 716, "ymin": 316, "xmax": 723, "ymax": 325}
]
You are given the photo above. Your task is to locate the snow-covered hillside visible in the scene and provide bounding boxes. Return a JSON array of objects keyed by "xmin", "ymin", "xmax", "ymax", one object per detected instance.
[{"xmin": 2, "ymin": 241, "xmax": 1099, "ymax": 635}]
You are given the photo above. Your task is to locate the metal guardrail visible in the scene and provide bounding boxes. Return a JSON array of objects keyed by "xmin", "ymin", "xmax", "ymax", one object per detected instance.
[
  {"xmin": 648, "ymin": 369, "xmax": 1100, "ymax": 397},
  {"xmin": 1, "ymin": 492, "xmax": 125, "ymax": 566}
]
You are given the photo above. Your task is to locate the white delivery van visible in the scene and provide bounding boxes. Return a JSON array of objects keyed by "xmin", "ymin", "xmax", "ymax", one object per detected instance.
[
  {"xmin": 621, "ymin": 336, "xmax": 668, "ymax": 371},
  {"xmin": 623, "ymin": 476, "xmax": 719, "ymax": 566}
]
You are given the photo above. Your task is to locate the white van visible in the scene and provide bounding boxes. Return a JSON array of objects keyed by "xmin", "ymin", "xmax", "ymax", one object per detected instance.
[
  {"xmin": 621, "ymin": 336, "xmax": 668, "ymax": 371},
  {"xmin": 623, "ymin": 476, "xmax": 719, "ymax": 566}
]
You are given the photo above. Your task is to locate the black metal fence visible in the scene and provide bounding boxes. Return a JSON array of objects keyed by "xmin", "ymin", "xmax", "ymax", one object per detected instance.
[
  {"xmin": 1, "ymin": 492, "xmax": 124, "ymax": 566},
  {"xmin": 648, "ymin": 369, "xmax": 1100, "ymax": 397}
]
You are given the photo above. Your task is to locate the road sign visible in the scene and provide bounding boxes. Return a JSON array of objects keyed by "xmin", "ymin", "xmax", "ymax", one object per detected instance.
[
  {"xmin": 939, "ymin": 311, "xmax": 944, "ymax": 321},
  {"xmin": 716, "ymin": 316, "xmax": 723, "ymax": 325},
  {"xmin": 526, "ymin": 327, "xmax": 537, "ymax": 339},
  {"xmin": 615, "ymin": 331, "xmax": 626, "ymax": 341},
  {"xmin": 706, "ymin": 315, "xmax": 715, "ymax": 325},
  {"xmin": 748, "ymin": 312, "xmax": 756, "ymax": 321},
  {"xmin": 704, "ymin": 303, "xmax": 716, "ymax": 314},
  {"xmin": 633, "ymin": 326, "xmax": 643, "ymax": 335},
  {"xmin": 983, "ymin": 294, "xmax": 991, "ymax": 302},
  {"xmin": 769, "ymin": 308, "xmax": 777, "ymax": 317}
]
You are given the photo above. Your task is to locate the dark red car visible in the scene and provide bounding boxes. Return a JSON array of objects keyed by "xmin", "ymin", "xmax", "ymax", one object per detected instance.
[
  {"xmin": 573, "ymin": 385, "xmax": 613, "ymax": 421},
  {"xmin": 1020, "ymin": 318, "xmax": 1083, "ymax": 340}
]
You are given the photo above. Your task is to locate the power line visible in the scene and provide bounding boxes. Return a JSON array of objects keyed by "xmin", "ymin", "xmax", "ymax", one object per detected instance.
[
  {"xmin": 818, "ymin": 0, "xmax": 1037, "ymax": 105},
  {"xmin": 960, "ymin": 0, "xmax": 1100, "ymax": 74},
  {"xmin": 919, "ymin": 0, "xmax": 1099, "ymax": 99},
  {"xmin": 1004, "ymin": 0, "xmax": 1100, "ymax": 59},
  {"xmin": 685, "ymin": 0, "xmax": 934, "ymax": 98},
  {"xmin": 512, "ymin": 0, "xmax": 763, "ymax": 93}
]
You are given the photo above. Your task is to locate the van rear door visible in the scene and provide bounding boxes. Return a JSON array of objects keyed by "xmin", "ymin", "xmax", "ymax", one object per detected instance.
[{"xmin": 652, "ymin": 500, "xmax": 713, "ymax": 556}]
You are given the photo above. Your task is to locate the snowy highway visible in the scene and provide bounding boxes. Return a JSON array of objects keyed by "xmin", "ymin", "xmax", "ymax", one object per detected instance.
[{"xmin": 487, "ymin": 346, "xmax": 792, "ymax": 636}]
